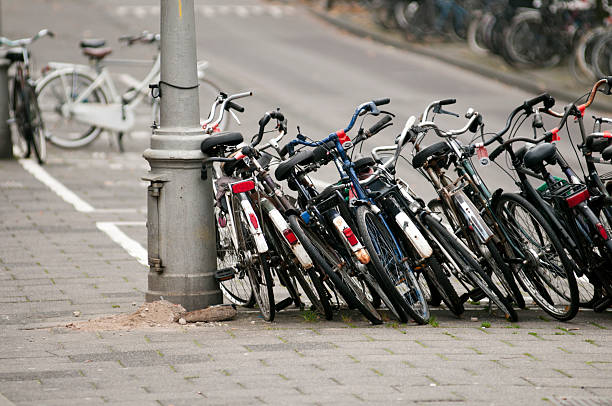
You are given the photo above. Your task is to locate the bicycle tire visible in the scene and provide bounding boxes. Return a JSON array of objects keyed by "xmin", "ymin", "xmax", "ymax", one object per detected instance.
[
  {"xmin": 11, "ymin": 79, "xmax": 31, "ymax": 159},
  {"xmin": 213, "ymin": 170, "xmax": 254, "ymax": 307},
  {"xmin": 24, "ymin": 83, "xmax": 46, "ymax": 164},
  {"xmin": 493, "ymin": 192, "xmax": 579, "ymax": 321},
  {"xmin": 236, "ymin": 197, "xmax": 274, "ymax": 321},
  {"xmin": 356, "ymin": 205, "xmax": 429, "ymax": 324},
  {"xmin": 484, "ymin": 239, "xmax": 526, "ymax": 309},
  {"xmin": 264, "ymin": 213, "xmax": 333, "ymax": 319},
  {"xmin": 288, "ymin": 215, "xmax": 383, "ymax": 325},
  {"xmin": 36, "ymin": 69, "xmax": 108, "ymax": 148},
  {"xmin": 423, "ymin": 255, "xmax": 464, "ymax": 316},
  {"xmin": 423, "ymin": 214, "xmax": 518, "ymax": 321}
]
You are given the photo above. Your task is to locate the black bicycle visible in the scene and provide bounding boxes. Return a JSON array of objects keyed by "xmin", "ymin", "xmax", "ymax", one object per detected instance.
[{"xmin": 2, "ymin": 29, "xmax": 53, "ymax": 164}]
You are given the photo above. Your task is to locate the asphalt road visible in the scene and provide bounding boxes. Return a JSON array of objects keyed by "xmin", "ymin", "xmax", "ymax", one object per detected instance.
[{"xmin": 6, "ymin": 0, "xmax": 608, "ymax": 198}]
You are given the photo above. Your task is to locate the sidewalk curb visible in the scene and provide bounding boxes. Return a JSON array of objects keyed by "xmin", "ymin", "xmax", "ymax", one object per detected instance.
[{"xmin": 307, "ymin": 7, "xmax": 612, "ymax": 111}]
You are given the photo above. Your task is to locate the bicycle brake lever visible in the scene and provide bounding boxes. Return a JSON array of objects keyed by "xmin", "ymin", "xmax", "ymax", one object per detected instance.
[{"xmin": 434, "ymin": 105, "xmax": 459, "ymax": 117}]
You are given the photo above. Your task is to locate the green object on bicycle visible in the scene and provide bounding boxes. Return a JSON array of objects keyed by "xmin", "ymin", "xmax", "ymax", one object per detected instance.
[{"xmin": 536, "ymin": 176, "xmax": 567, "ymax": 192}]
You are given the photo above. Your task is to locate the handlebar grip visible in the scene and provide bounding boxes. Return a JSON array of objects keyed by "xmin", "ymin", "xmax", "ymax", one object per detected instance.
[
  {"xmin": 524, "ymin": 93, "xmax": 553, "ymax": 109},
  {"xmin": 270, "ymin": 111, "xmax": 284, "ymax": 122},
  {"xmin": 439, "ymin": 98, "xmax": 456, "ymax": 106},
  {"xmin": 225, "ymin": 101, "xmax": 244, "ymax": 113},
  {"xmin": 312, "ymin": 144, "xmax": 331, "ymax": 164},
  {"xmin": 489, "ymin": 145, "xmax": 505, "ymax": 161},
  {"xmin": 367, "ymin": 115, "xmax": 392, "ymax": 137},
  {"xmin": 373, "ymin": 98, "xmax": 390, "ymax": 106},
  {"xmin": 258, "ymin": 113, "xmax": 271, "ymax": 128}
]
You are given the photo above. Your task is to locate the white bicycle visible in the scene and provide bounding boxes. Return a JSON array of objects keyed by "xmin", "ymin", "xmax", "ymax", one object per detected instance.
[{"xmin": 35, "ymin": 31, "xmax": 225, "ymax": 150}]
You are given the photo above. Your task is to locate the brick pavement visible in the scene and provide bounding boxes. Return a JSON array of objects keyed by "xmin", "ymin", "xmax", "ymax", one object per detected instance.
[{"xmin": 2, "ymin": 151, "xmax": 612, "ymax": 406}]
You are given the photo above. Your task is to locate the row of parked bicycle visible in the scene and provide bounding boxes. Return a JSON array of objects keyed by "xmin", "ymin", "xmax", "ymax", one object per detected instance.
[
  {"xmin": 360, "ymin": 0, "xmax": 612, "ymax": 82},
  {"xmin": 204, "ymin": 78, "xmax": 612, "ymax": 324}
]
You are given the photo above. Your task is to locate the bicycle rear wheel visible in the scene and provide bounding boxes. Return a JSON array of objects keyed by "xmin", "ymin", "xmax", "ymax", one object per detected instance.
[
  {"xmin": 356, "ymin": 205, "xmax": 429, "ymax": 324},
  {"xmin": 493, "ymin": 192, "xmax": 578, "ymax": 321},
  {"xmin": 36, "ymin": 70, "xmax": 108, "ymax": 148}
]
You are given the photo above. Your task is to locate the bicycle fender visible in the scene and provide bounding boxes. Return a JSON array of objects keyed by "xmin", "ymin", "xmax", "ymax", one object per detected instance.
[
  {"xmin": 239, "ymin": 197, "xmax": 268, "ymax": 253},
  {"xmin": 394, "ymin": 210, "xmax": 433, "ymax": 259},
  {"xmin": 260, "ymin": 198, "xmax": 314, "ymax": 269},
  {"xmin": 454, "ymin": 192, "xmax": 494, "ymax": 243}
]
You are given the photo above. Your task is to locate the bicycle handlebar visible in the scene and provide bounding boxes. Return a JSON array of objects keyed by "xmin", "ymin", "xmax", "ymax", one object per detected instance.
[
  {"xmin": 482, "ymin": 93, "xmax": 555, "ymax": 147},
  {"xmin": 0, "ymin": 29, "xmax": 54, "ymax": 47}
]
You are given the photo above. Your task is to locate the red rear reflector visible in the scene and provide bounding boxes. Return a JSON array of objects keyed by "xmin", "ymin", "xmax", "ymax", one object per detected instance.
[
  {"xmin": 283, "ymin": 229, "xmax": 298, "ymax": 245},
  {"xmin": 342, "ymin": 227, "xmax": 358, "ymax": 246},
  {"xmin": 249, "ymin": 213, "xmax": 259, "ymax": 229},
  {"xmin": 604, "ymin": 131, "xmax": 612, "ymax": 138},
  {"xmin": 231, "ymin": 180, "xmax": 255, "ymax": 194},
  {"xmin": 596, "ymin": 223, "xmax": 609, "ymax": 240},
  {"xmin": 565, "ymin": 189, "xmax": 589, "ymax": 208}
]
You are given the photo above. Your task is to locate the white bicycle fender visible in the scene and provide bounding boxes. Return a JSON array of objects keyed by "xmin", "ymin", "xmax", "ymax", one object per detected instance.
[
  {"xmin": 239, "ymin": 198, "xmax": 268, "ymax": 253},
  {"xmin": 394, "ymin": 210, "xmax": 433, "ymax": 259},
  {"xmin": 267, "ymin": 208, "xmax": 313, "ymax": 269}
]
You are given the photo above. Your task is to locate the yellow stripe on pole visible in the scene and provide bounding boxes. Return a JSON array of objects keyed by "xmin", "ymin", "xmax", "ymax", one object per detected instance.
[{"xmin": 178, "ymin": 0, "xmax": 182, "ymax": 18}]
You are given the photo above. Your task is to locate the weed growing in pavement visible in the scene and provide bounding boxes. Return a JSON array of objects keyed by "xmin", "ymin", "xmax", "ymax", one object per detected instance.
[
  {"xmin": 301, "ymin": 310, "xmax": 319, "ymax": 322},
  {"xmin": 481, "ymin": 321, "xmax": 491, "ymax": 328},
  {"xmin": 429, "ymin": 316, "xmax": 439, "ymax": 328}
]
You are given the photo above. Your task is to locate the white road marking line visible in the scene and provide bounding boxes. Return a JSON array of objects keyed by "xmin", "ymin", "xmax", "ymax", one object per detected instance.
[
  {"xmin": 268, "ymin": 5, "xmax": 283, "ymax": 18},
  {"xmin": 235, "ymin": 5, "xmax": 249, "ymax": 18},
  {"xmin": 19, "ymin": 159, "xmax": 95, "ymax": 213},
  {"xmin": 133, "ymin": 6, "xmax": 147, "ymax": 19},
  {"xmin": 114, "ymin": 5, "xmax": 296, "ymax": 19},
  {"xmin": 97, "ymin": 221, "xmax": 148, "ymax": 266}
]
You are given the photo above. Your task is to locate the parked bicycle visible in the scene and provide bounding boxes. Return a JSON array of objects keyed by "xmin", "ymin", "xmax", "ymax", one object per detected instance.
[
  {"xmin": 1, "ymin": 29, "xmax": 54, "ymax": 164},
  {"xmin": 35, "ymin": 31, "xmax": 222, "ymax": 151}
]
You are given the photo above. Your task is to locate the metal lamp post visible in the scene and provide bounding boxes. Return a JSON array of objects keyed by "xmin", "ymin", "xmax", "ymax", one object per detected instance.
[{"xmin": 142, "ymin": 0, "xmax": 222, "ymax": 310}]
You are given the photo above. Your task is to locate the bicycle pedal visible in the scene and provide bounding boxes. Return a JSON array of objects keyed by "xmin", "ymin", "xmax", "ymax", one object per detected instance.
[
  {"xmin": 275, "ymin": 297, "xmax": 294, "ymax": 312},
  {"xmin": 214, "ymin": 267, "xmax": 236, "ymax": 282},
  {"xmin": 593, "ymin": 296, "xmax": 612, "ymax": 313},
  {"xmin": 467, "ymin": 287, "xmax": 486, "ymax": 302}
]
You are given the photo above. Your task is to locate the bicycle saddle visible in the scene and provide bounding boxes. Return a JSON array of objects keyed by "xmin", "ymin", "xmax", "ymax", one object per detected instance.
[
  {"xmin": 200, "ymin": 132, "xmax": 243, "ymax": 156},
  {"xmin": 275, "ymin": 149, "xmax": 316, "ymax": 181},
  {"xmin": 602, "ymin": 144, "xmax": 612, "ymax": 161},
  {"xmin": 514, "ymin": 145, "xmax": 528, "ymax": 163},
  {"xmin": 82, "ymin": 47, "xmax": 112, "ymax": 60},
  {"xmin": 79, "ymin": 39, "xmax": 106, "ymax": 48},
  {"xmin": 353, "ymin": 156, "xmax": 376, "ymax": 173},
  {"xmin": 412, "ymin": 142, "xmax": 450, "ymax": 169},
  {"xmin": 523, "ymin": 143, "xmax": 557, "ymax": 171}
]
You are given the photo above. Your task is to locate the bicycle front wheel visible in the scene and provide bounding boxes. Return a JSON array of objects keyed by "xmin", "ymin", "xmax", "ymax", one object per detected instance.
[
  {"xmin": 236, "ymin": 198, "xmax": 274, "ymax": 321},
  {"xmin": 288, "ymin": 215, "xmax": 383, "ymax": 324},
  {"xmin": 493, "ymin": 192, "xmax": 579, "ymax": 321},
  {"xmin": 356, "ymin": 205, "xmax": 429, "ymax": 324},
  {"xmin": 36, "ymin": 69, "xmax": 108, "ymax": 148}
]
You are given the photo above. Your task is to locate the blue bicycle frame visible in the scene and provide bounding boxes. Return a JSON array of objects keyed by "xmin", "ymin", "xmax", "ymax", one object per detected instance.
[{"xmin": 286, "ymin": 102, "xmax": 413, "ymax": 271}]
